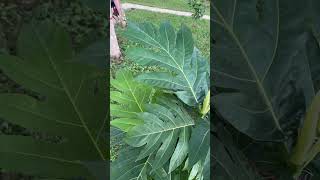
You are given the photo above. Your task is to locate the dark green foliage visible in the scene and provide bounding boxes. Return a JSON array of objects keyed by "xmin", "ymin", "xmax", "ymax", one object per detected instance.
[
  {"xmin": 0, "ymin": 1, "xmax": 108, "ymax": 179},
  {"xmin": 213, "ymin": 0, "xmax": 320, "ymax": 179},
  {"xmin": 188, "ymin": 0, "xmax": 207, "ymax": 19},
  {"xmin": 0, "ymin": 21, "xmax": 107, "ymax": 179},
  {"xmin": 212, "ymin": 124, "xmax": 262, "ymax": 180},
  {"xmin": 0, "ymin": 0, "xmax": 107, "ymax": 54},
  {"xmin": 32, "ymin": 0, "xmax": 108, "ymax": 50},
  {"xmin": 0, "ymin": 0, "xmax": 108, "ymax": 137}
]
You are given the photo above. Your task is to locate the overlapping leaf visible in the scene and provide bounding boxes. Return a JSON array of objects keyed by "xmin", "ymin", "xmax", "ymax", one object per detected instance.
[
  {"xmin": 212, "ymin": 0, "xmax": 319, "ymax": 141},
  {"xmin": 111, "ymin": 147, "xmax": 170, "ymax": 180},
  {"xmin": 110, "ymin": 70, "xmax": 153, "ymax": 132},
  {"xmin": 126, "ymin": 97, "xmax": 195, "ymax": 172},
  {"xmin": 111, "ymin": 21, "xmax": 210, "ymax": 180},
  {"xmin": 212, "ymin": 125, "xmax": 261, "ymax": 180},
  {"xmin": 306, "ymin": 0, "xmax": 320, "ymax": 92},
  {"xmin": 185, "ymin": 150, "xmax": 210, "ymax": 180},
  {"xmin": 188, "ymin": 120, "xmax": 210, "ymax": 168},
  {"xmin": 123, "ymin": 21, "xmax": 209, "ymax": 107},
  {"xmin": 0, "ymin": 21, "xmax": 107, "ymax": 178}
]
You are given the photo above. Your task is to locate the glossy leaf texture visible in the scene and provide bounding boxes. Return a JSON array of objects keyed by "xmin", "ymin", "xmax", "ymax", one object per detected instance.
[
  {"xmin": 123, "ymin": 21, "xmax": 209, "ymax": 107},
  {"xmin": 212, "ymin": 0, "xmax": 320, "ymax": 141},
  {"xmin": 0, "ymin": 21, "xmax": 107, "ymax": 179},
  {"xmin": 110, "ymin": 70, "xmax": 153, "ymax": 132}
]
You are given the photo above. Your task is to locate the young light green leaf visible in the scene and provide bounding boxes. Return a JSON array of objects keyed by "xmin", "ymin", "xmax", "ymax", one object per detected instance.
[
  {"xmin": 188, "ymin": 161, "xmax": 202, "ymax": 180},
  {"xmin": 200, "ymin": 90, "xmax": 210, "ymax": 118},
  {"xmin": 290, "ymin": 90, "xmax": 320, "ymax": 177},
  {"xmin": 111, "ymin": 69, "xmax": 153, "ymax": 131},
  {"xmin": 110, "ymin": 118, "xmax": 144, "ymax": 132}
]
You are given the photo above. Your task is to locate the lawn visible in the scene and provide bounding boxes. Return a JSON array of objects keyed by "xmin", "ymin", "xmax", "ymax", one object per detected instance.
[
  {"xmin": 122, "ymin": 0, "xmax": 210, "ymax": 15},
  {"xmin": 111, "ymin": 9, "xmax": 210, "ymax": 76}
]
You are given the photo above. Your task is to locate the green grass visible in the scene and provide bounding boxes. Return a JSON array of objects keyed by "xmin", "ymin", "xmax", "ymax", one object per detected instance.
[
  {"xmin": 122, "ymin": 0, "xmax": 210, "ymax": 15},
  {"xmin": 111, "ymin": 9, "xmax": 210, "ymax": 76}
]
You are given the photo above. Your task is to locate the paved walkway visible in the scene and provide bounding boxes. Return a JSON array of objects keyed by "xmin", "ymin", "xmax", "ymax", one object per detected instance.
[{"xmin": 122, "ymin": 3, "xmax": 210, "ymax": 20}]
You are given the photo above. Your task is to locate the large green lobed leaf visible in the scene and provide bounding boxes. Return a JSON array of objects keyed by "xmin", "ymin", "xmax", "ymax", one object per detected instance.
[
  {"xmin": 0, "ymin": 21, "xmax": 107, "ymax": 179},
  {"xmin": 123, "ymin": 21, "xmax": 209, "ymax": 107},
  {"xmin": 111, "ymin": 21, "xmax": 210, "ymax": 180},
  {"xmin": 110, "ymin": 69, "xmax": 153, "ymax": 132},
  {"xmin": 111, "ymin": 147, "xmax": 170, "ymax": 180},
  {"xmin": 212, "ymin": 0, "xmax": 320, "ymax": 141},
  {"xmin": 126, "ymin": 98, "xmax": 195, "ymax": 172},
  {"xmin": 112, "ymin": 97, "xmax": 210, "ymax": 179}
]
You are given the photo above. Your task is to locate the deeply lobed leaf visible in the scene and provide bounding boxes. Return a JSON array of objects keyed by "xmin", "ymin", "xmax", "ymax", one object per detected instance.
[
  {"xmin": 126, "ymin": 98, "xmax": 195, "ymax": 172},
  {"xmin": 0, "ymin": 21, "xmax": 107, "ymax": 178},
  {"xmin": 123, "ymin": 21, "xmax": 209, "ymax": 107},
  {"xmin": 110, "ymin": 69, "xmax": 153, "ymax": 132}
]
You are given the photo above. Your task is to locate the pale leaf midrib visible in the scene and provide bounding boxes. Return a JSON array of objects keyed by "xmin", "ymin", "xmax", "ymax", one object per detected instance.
[
  {"xmin": 13, "ymin": 151, "xmax": 82, "ymax": 165},
  {"xmin": 213, "ymin": 69, "xmax": 256, "ymax": 83},
  {"xmin": 136, "ymin": 156, "xmax": 151, "ymax": 179},
  {"xmin": 9, "ymin": 104, "xmax": 83, "ymax": 127},
  {"xmin": 121, "ymin": 71, "xmax": 144, "ymax": 112},
  {"xmin": 95, "ymin": 114, "xmax": 108, "ymax": 142},
  {"xmin": 74, "ymin": 75, "xmax": 85, "ymax": 102},
  {"xmin": 12, "ymin": 59, "xmax": 63, "ymax": 91},
  {"xmin": 130, "ymin": 123, "xmax": 194, "ymax": 138},
  {"xmin": 155, "ymin": 109, "xmax": 178, "ymax": 127},
  {"xmin": 32, "ymin": 24, "xmax": 105, "ymax": 160},
  {"xmin": 138, "ymin": 133, "xmax": 163, "ymax": 160},
  {"xmin": 134, "ymin": 50, "xmax": 178, "ymax": 70},
  {"xmin": 128, "ymin": 25, "xmax": 199, "ymax": 104},
  {"xmin": 139, "ymin": 76, "xmax": 188, "ymax": 89},
  {"xmin": 112, "ymin": 108, "xmax": 138, "ymax": 115},
  {"xmin": 212, "ymin": 4, "xmax": 282, "ymax": 131},
  {"xmin": 117, "ymin": 164, "xmax": 144, "ymax": 180},
  {"xmin": 116, "ymin": 156, "xmax": 151, "ymax": 180},
  {"xmin": 112, "ymin": 93, "xmax": 136, "ymax": 103}
]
